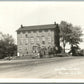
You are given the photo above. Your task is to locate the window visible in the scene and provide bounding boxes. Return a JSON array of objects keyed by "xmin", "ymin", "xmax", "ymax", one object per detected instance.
[
  {"xmin": 18, "ymin": 46, "xmax": 22, "ymax": 50},
  {"xmin": 45, "ymin": 30, "xmax": 48, "ymax": 32},
  {"xmin": 25, "ymin": 39, "xmax": 28, "ymax": 45},
  {"xmin": 48, "ymin": 37, "xmax": 51, "ymax": 43},
  {"xmin": 37, "ymin": 37, "xmax": 40, "ymax": 43},
  {"xmin": 20, "ymin": 32, "xmax": 23, "ymax": 38},
  {"xmin": 42, "ymin": 41, "xmax": 45, "ymax": 44},
  {"xmin": 20, "ymin": 38, "xmax": 23, "ymax": 45},
  {"xmin": 42, "ymin": 36, "xmax": 45, "ymax": 44},
  {"xmin": 48, "ymin": 30, "xmax": 51, "ymax": 35},
  {"xmin": 36, "ymin": 31, "xmax": 39, "ymax": 36},
  {"xmin": 42, "ymin": 36, "xmax": 45, "ymax": 41},
  {"xmin": 31, "ymin": 37, "xmax": 34, "ymax": 44},
  {"xmin": 26, "ymin": 51, "xmax": 28, "ymax": 54},
  {"xmin": 25, "ymin": 34, "xmax": 28, "ymax": 38}
]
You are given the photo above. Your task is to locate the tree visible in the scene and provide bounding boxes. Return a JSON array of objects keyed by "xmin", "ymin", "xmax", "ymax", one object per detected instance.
[
  {"xmin": 0, "ymin": 33, "xmax": 17, "ymax": 59},
  {"xmin": 69, "ymin": 45, "xmax": 80, "ymax": 56},
  {"xmin": 59, "ymin": 21, "xmax": 72, "ymax": 53},
  {"xmin": 69, "ymin": 26, "xmax": 82, "ymax": 45},
  {"xmin": 55, "ymin": 24, "xmax": 61, "ymax": 53},
  {"xmin": 59, "ymin": 21, "xmax": 83, "ymax": 53}
]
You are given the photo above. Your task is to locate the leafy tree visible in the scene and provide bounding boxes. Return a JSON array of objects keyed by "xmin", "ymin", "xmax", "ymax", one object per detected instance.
[
  {"xmin": 0, "ymin": 33, "xmax": 17, "ymax": 59},
  {"xmin": 59, "ymin": 21, "xmax": 83, "ymax": 53},
  {"xmin": 69, "ymin": 45, "xmax": 80, "ymax": 56},
  {"xmin": 69, "ymin": 26, "xmax": 82, "ymax": 45},
  {"xmin": 59, "ymin": 21, "xmax": 72, "ymax": 52}
]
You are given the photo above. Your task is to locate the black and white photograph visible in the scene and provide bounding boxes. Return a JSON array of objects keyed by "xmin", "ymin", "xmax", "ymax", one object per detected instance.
[{"xmin": 0, "ymin": 1, "xmax": 84, "ymax": 80}]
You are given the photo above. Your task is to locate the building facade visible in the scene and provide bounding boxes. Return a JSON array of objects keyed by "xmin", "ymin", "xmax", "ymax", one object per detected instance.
[{"xmin": 17, "ymin": 23, "xmax": 60, "ymax": 58}]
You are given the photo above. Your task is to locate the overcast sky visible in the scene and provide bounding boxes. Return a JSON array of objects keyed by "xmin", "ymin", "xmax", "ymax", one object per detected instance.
[{"xmin": 0, "ymin": 1, "xmax": 84, "ymax": 48}]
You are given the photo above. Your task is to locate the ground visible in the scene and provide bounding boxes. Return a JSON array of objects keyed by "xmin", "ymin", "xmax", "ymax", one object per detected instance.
[{"xmin": 0, "ymin": 56, "xmax": 84, "ymax": 79}]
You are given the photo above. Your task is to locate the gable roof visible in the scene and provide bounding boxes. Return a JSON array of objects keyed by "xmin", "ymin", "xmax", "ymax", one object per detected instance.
[{"xmin": 16, "ymin": 24, "xmax": 57, "ymax": 32}]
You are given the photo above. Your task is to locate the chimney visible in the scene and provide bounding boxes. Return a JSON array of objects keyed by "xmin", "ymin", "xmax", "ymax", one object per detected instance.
[
  {"xmin": 21, "ymin": 24, "xmax": 23, "ymax": 28},
  {"xmin": 54, "ymin": 22, "xmax": 56, "ymax": 25}
]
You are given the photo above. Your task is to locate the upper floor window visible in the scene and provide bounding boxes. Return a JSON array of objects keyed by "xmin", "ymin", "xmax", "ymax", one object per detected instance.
[
  {"xmin": 37, "ymin": 37, "xmax": 40, "ymax": 43},
  {"xmin": 20, "ymin": 32, "xmax": 23, "ymax": 38},
  {"xmin": 18, "ymin": 46, "xmax": 22, "ymax": 50},
  {"xmin": 20, "ymin": 38, "xmax": 23, "ymax": 45},
  {"xmin": 48, "ymin": 36, "xmax": 51, "ymax": 43},
  {"xmin": 42, "ymin": 41, "xmax": 45, "ymax": 44},
  {"xmin": 42, "ymin": 36, "xmax": 45, "ymax": 44},
  {"xmin": 42, "ymin": 36, "xmax": 45, "ymax": 41},
  {"xmin": 26, "ymin": 51, "xmax": 28, "ymax": 54},
  {"xmin": 25, "ymin": 39, "xmax": 28, "ymax": 45},
  {"xmin": 45, "ymin": 30, "xmax": 48, "ymax": 32},
  {"xmin": 25, "ymin": 34, "xmax": 28, "ymax": 38},
  {"xmin": 36, "ymin": 31, "xmax": 39, "ymax": 36},
  {"xmin": 42, "ymin": 30, "xmax": 45, "ymax": 35},
  {"xmin": 31, "ymin": 37, "xmax": 34, "ymax": 44},
  {"xmin": 48, "ymin": 30, "xmax": 51, "ymax": 35}
]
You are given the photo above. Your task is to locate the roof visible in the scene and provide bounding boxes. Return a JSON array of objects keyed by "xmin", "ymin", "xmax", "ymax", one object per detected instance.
[{"xmin": 16, "ymin": 24, "xmax": 57, "ymax": 32}]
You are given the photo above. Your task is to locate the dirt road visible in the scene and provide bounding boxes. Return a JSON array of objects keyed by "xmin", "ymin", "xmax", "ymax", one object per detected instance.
[{"xmin": 0, "ymin": 56, "xmax": 84, "ymax": 79}]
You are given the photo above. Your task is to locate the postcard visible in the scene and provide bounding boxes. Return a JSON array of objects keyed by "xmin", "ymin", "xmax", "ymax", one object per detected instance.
[{"xmin": 0, "ymin": 1, "xmax": 84, "ymax": 82}]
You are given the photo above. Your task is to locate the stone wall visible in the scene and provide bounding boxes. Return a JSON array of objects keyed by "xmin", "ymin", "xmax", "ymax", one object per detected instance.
[{"xmin": 17, "ymin": 29, "xmax": 55, "ymax": 57}]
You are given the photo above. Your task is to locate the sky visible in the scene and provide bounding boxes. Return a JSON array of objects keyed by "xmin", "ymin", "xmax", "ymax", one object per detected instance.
[{"xmin": 0, "ymin": 1, "xmax": 84, "ymax": 49}]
